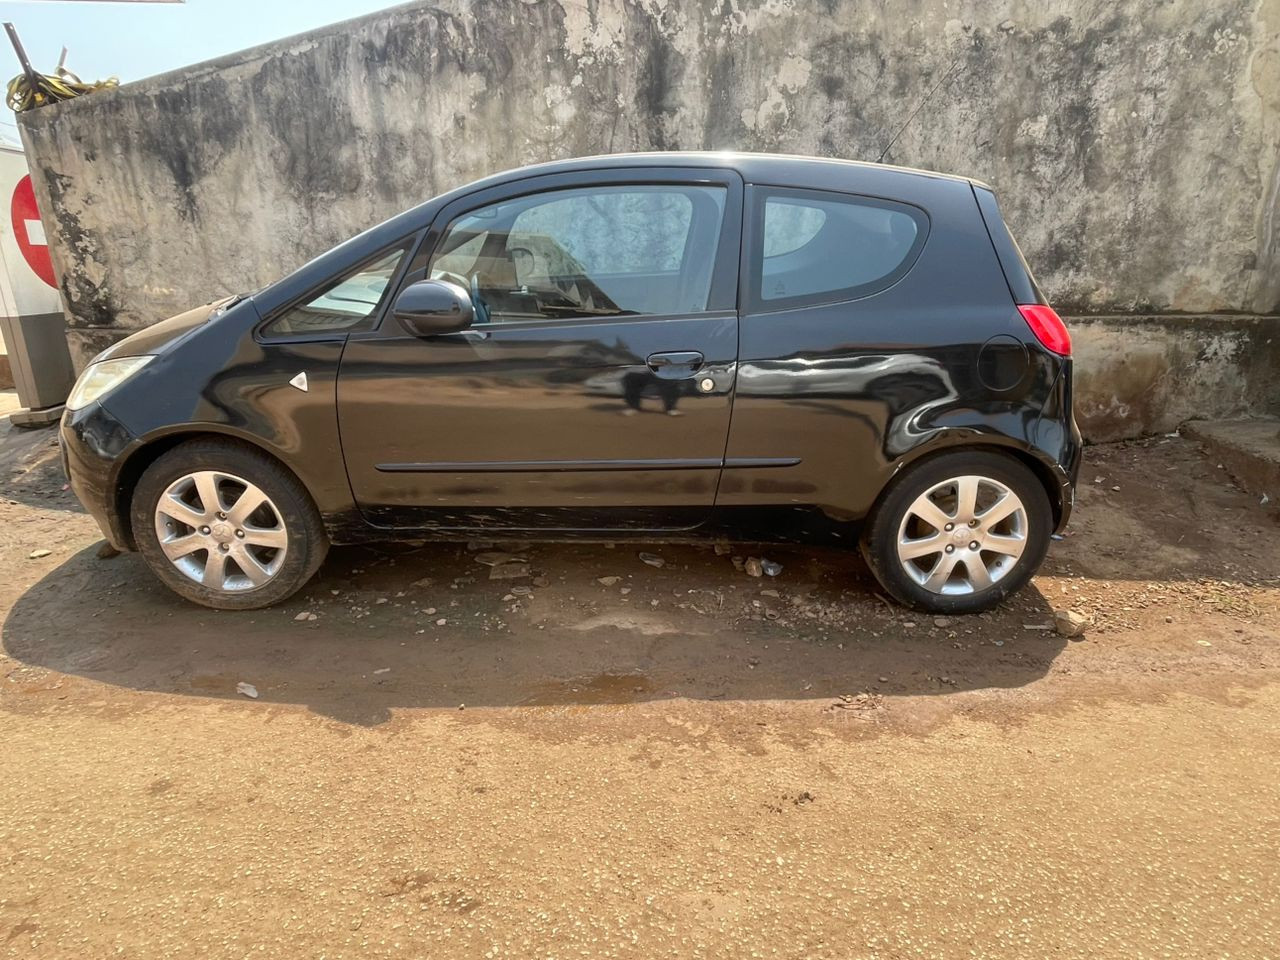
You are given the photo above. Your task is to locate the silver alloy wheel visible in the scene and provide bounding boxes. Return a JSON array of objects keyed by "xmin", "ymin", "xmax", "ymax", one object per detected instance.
[
  {"xmin": 895, "ymin": 474, "xmax": 1028, "ymax": 595},
  {"xmin": 153, "ymin": 470, "xmax": 288, "ymax": 592}
]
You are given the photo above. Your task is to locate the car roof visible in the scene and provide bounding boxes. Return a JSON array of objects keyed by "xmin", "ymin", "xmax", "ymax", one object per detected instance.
[{"xmin": 451, "ymin": 151, "xmax": 985, "ymax": 195}]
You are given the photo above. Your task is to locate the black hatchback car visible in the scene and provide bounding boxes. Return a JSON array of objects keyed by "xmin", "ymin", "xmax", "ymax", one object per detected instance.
[{"xmin": 61, "ymin": 152, "xmax": 1080, "ymax": 614}]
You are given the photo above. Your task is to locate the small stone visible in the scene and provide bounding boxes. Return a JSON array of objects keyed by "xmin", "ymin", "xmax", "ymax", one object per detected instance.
[
  {"xmin": 878, "ymin": 676, "xmax": 888, "ymax": 683},
  {"xmin": 488, "ymin": 561, "xmax": 531, "ymax": 580},
  {"xmin": 761, "ymin": 559, "xmax": 783, "ymax": 577},
  {"xmin": 236, "ymin": 682, "xmax": 258, "ymax": 699},
  {"xmin": 620, "ymin": 587, "xmax": 632, "ymax": 595},
  {"xmin": 760, "ymin": 589, "xmax": 780, "ymax": 598},
  {"xmin": 27, "ymin": 548, "xmax": 51, "ymax": 559},
  {"xmin": 901, "ymin": 620, "xmax": 917, "ymax": 628},
  {"xmin": 1111, "ymin": 485, "xmax": 1121, "ymax": 492},
  {"xmin": 532, "ymin": 576, "xmax": 549, "ymax": 588},
  {"xmin": 473, "ymin": 551, "xmax": 524, "ymax": 567},
  {"xmin": 373, "ymin": 668, "xmax": 390, "ymax": 675},
  {"xmin": 713, "ymin": 543, "xmax": 732, "ymax": 556},
  {"xmin": 1053, "ymin": 609, "xmax": 1090, "ymax": 638},
  {"xmin": 597, "ymin": 576, "xmax": 622, "ymax": 586},
  {"xmin": 509, "ymin": 586, "xmax": 532, "ymax": 596},
  {"xmin": 934, "ymin": 617, "xmax": 953, "ymax": 628},
  {"xmin": 412, "ymin": 577, "xmax": 433, "ymax": 588},
  {"xmin": 436, "ymin": 618, "xmax": 447, "ymax": 626},
  {"xmin": 638, "ymin": 552, "xmax": 665, "ymax": 568},
  {"xmin": 744, "ymin": 557, "xmax": 764, "ymax": 577},
  {"xmin": 294, "ymin": 611, "xmax": 317, "ymax": 621},
  {"xmin": 502, "ymin": 594, "xmax": 516, "ymax": 601}
]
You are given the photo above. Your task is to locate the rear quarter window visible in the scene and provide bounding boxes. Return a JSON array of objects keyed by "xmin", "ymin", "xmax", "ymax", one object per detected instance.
[{"xmin": 750, "ymin": 187, "xmax": 928, "ymax": 312}]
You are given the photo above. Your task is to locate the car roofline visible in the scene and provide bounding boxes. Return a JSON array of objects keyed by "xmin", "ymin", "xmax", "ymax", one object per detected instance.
[{"xmin": 450, "ymin": 151, "xmax": 988, "ymax": 193}]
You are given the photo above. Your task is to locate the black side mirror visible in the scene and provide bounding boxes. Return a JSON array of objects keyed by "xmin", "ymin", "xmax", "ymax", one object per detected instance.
[{"xmin": 393, "ymin": 279, "xmax": 475, "ymax": 337}]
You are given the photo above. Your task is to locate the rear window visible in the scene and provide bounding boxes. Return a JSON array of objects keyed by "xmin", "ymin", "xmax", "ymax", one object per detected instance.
[{"xmin": 751, "ymin": 188, "xmax": 928, "ymax": 310}]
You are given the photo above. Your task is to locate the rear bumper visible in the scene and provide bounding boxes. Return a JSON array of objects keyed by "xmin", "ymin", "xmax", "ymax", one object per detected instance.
[
  {"xmin": 60, "ymin": 401, "xmax": 135, "ymax": 551},
  {"xmin": 1053, "ymin": 416, "xmax": 1083, "ymax": 533}
]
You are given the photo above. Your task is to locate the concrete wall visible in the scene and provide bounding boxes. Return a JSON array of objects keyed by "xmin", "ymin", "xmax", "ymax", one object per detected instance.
[
  {"xmin": 1073, "ymin": 315, "xmax": 1280, "ymax": 441},
  {"xmin": 15, "ymin": 0, "xmax": 1280, "ymax": 437}
]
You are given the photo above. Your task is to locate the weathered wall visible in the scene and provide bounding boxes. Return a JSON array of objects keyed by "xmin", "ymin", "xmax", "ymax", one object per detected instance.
[
  {"xmin": 15, "ymin": 0, "xmax": 1280, "ymax": 436},
  {"xmin": 1073, "ymin": 315, "xmax": 1280, "ymax": 441}
]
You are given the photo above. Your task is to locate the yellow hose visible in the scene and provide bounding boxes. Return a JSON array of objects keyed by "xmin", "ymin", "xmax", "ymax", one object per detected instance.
[{"xmin": 7, "ymin": 67, "xmax": 117, "ymax": 113}]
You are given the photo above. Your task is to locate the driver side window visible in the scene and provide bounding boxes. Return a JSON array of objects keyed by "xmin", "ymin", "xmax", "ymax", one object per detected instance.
[{"xmin": 428, "ymin": 184, "xmax": 726, "ymax": 324}]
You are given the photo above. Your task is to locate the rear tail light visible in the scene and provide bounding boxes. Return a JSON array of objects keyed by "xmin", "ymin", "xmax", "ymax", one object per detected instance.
[{"xmin": 1017, "ymin": 304, "xmax": 1071, "ymax": 356}]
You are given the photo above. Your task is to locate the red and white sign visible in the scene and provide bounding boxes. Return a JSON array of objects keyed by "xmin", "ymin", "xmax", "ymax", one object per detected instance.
[{"xmin": 10, "ymin": 174, "xmax": 56, "ymax": 289}]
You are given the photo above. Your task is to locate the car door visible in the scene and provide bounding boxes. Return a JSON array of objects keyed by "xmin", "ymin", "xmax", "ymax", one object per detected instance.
[
  {"xmin": 717, "ymin": 183, "xmax": 951, "ymax": 531},
  {"xmin": 336, "ymin": 167, "xmax": 743, "ymax": 532}
]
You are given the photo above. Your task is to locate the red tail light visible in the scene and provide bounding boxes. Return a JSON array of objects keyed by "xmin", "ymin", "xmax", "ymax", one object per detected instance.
[{"xmin": 1017, "ymin": 304, "xmax": 1071, "ymax": 356}]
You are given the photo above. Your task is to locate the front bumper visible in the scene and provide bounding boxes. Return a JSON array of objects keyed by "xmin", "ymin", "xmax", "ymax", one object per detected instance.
[{"xmin": 60, "ymin": 401, "xmax": 136, "ymax": 551}]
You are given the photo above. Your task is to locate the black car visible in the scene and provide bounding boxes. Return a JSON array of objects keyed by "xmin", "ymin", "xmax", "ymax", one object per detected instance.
[{"xmin": 60, "ymin": 152, "xmax": 1080, "ymax": 614}]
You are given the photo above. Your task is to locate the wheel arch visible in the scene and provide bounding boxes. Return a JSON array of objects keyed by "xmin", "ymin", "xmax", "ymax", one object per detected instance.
[
  {"xmin": 882, "ymin": 437, "xmax": 1068, "ymax": 531},
  {"xmin": 112, "ymin": 426, "xmax": 323, "ymax": 550}
]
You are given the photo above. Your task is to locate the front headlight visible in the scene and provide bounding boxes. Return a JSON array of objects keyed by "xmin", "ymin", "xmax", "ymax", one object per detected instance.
[{"xmin": 66, "ymin": 356, "xmax": 155, "ymax": 412}]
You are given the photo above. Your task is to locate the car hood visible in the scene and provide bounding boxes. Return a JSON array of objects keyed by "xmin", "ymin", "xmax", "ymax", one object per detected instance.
[{"xmin": 96, "ymin": 297, "xmax": 235, "ymax": 363}]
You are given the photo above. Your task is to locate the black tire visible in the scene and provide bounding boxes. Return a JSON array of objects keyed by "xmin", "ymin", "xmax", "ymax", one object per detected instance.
[
  {"xmin": 860, "ymin": 450, "xmax": 1051, "ymax": 614},
  {"xmin": 131, "ymin": 438, "xmax": 329, "ymax": 610}
]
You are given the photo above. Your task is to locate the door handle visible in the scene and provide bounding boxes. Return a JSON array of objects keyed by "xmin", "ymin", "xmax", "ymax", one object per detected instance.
[{"xmin": 646, "ymin": 351, "xmax": 705, "ymax": 378}]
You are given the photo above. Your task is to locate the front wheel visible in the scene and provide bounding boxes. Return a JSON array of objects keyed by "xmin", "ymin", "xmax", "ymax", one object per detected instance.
[
  {"xmin": 861, "ymin": 451, "xmax": 1051, "ymax": 614},
  {"xmin": 131, "ymin": 439, "xmax": 329, "ymax": 610}
]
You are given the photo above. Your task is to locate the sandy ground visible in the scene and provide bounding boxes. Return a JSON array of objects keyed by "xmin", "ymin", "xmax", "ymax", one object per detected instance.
[{"xmin": 1, "ymin": 415, "xmax": 1278, "ymax": 959}]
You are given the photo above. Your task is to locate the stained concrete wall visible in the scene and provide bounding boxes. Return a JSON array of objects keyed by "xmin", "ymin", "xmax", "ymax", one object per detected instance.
[
  {"xmin": 1073, "ymin": 315, "xmax": 1280, "ymax": 441},
  {"xmin": 15, "ymin": 0, "xmax": 1280, "ymax": 437}
]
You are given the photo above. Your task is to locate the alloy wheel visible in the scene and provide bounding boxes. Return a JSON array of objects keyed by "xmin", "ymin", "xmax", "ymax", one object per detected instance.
[
  {"xmin": 153, "ymin": 470, "xmax": 288, "ymax": 592},
  {"xmin": 895, "ymin": 474, "xmax": 1028, "ymax": 595}
]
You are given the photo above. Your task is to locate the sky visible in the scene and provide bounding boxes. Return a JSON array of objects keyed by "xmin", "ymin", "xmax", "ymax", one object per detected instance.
[{"xmin": 0, "ymin": 0, "xmax": 406, "ymax": 143}]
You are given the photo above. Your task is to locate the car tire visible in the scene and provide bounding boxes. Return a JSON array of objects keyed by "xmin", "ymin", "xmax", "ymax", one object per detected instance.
[
  {"xmin": 860, "ymin": 450, "xmax": 1051, "ymax": 615},
  {"xmin": 131, "ymin": 438, "xmax": 329, "ymax": 611}
]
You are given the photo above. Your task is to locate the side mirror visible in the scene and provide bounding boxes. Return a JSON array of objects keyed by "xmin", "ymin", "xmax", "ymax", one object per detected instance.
[{"xmin": 393, "ymin": 279, "xmax": 475, "ymax": 337}]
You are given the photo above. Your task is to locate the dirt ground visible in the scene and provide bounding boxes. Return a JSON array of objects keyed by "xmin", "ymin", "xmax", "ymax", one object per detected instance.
[{"xmin": 1, "ymin": 414, "xmax": 1278, "ymax": 959}]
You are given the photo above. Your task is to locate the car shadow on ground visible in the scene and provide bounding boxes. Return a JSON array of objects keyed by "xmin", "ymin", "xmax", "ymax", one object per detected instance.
[{"xmin": 3, "ymin": 538, "xmax": 1068, "ymax": 726}]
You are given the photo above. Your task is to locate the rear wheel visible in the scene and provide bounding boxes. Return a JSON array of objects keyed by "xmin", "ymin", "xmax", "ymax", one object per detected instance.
[
  {"xmin": 861, "ymin": 451, "xmax": 1051, "ymax": 614},
  {"xmin": 131, "ymin": 439, "xmax": 328, "ymax": 610}
]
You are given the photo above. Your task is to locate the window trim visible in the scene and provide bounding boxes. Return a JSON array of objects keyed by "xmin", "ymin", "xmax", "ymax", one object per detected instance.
[
  {"xmin": 742, "ymin": 185, "xmax": 930, "ymax": 315},
  {"xmin": 255, "ymin": 235, "xmax": 422, "ymax": 344},
  {"xmin": 361, "ymin": 167, "xmax": 744, "ymax": 339}
]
